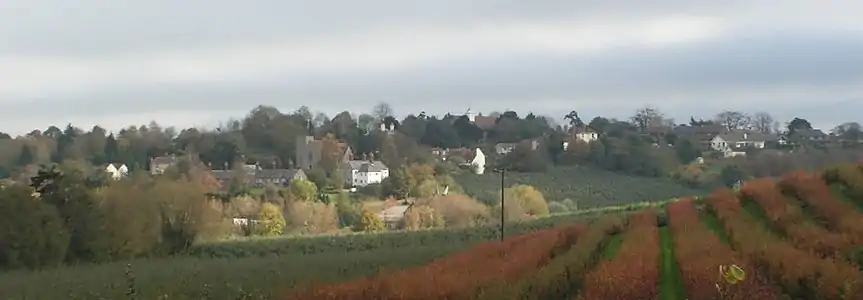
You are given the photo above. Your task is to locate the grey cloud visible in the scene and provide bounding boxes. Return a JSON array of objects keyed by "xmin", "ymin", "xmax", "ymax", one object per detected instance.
[
  {"xmin": 3, "ymin": 0, "xmax": 852, "ymax": 57},
  {"xmin": 5, "ymin": 31, "xmax": 861, "ymax": 127}
]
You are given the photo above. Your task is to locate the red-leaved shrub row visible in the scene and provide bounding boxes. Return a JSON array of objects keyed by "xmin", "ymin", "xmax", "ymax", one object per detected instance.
[
  {"xmin": 667, "ymin": 199, "xmax": 785, "ymax": 300},
  {"xmin": 822, "ymin": 164, "xmax": 863, "ymax": 200},
  {"xmin": 707, "ymin": 190, "xmax": 863, "ymax": 299},
  {"xmin": 480, "ymin": 216, "xmax": 625, "ymax": 300},
  {"xmin": 576, "ymin": 211, "xmax": 660, "ymax": 300},
  {"xmin": 282, "ymin": 224, "xmax": 587, "ymax": 300},
  {"xmin": 739, "ymin": 179, "xmax": 851, "ymax": 257},
  {"xmin": 779, "ymin": 171, "xmax": 863, "ymax": 244}
]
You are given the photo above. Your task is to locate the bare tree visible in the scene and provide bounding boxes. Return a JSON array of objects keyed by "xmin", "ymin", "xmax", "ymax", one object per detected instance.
[
  {"xmin": 630, "ymin": 106, "xmax": 664, "ymax": 130},
  {"xmin": 372, "ymin": 102, "xmax": 394, "ymax": 120},
  {"xmin": 751, "ymin": 111, "xmax": 775, "ymax": 133},
  {"xmin": 715, "ymin": 110, "xmax": 750, "ymax": 131}
]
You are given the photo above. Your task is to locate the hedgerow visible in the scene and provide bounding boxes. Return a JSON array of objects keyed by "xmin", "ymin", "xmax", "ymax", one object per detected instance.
[
  {"xmin": 822, "ymin": 164, "xmax": 863, "ymax": 201},
  {"xmin": 707, "ymin": 190, "xmax": 863, "ymax": 299},
  {"xmin": 576, "ymin": 211, "xmax": 661, "ymax": 300},
  {"xmin": 455, "ymin": 166, "xmax": 704, "ymax": 208},
  {"xmin": 283, "ymin": 224, "xmax": 587, "ymax": 299},
  {"xmin": 481, "ymin": 216, "xmax": 625, "ymax": 300},
  {"xmin": 778, "ymin": 171, "xmax": 863, "ymax": 244},
  {"xmin": 667, "ymin": 199, "xmax": 784, "ymax": 300},
  {"xmin": 738, "ymin": 179, "xmax": 850, "ymax": 258}
]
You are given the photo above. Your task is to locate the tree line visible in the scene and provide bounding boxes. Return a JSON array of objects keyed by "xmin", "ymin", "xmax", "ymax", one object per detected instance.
[{"xmin": 0, "ymin": 103, "xmax": 861, "ymax": 190}]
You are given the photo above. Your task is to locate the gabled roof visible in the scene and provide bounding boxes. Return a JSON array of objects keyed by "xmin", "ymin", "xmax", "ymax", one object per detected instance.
[
  {"xmin": 346, "ymin": 160, "xmax": 388, "ymax": 172},
  {"xmin": 378, "ymin": 205, "xmax": 411, "ymax": 222},
  {"xmin": 256, "ymin": 169, "xmax": 303, "ymax": 179},
  {"xmin": 473, "ymin": 116, "xmax": 497, "ymax": 131},
  {"xmin": 715, "ymin": 131, "xmax": 767, "ymax": 142},
  {"xmin": 106, "ymin": 162, "xmax": 126, "ymax": 169},
  {"xmin": 151, "ymin": 155, "xmax": 177, "ymax": 165}
]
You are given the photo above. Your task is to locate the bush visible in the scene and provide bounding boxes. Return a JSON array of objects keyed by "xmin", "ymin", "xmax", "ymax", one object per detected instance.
[
  {"xmin": 95, "ymin": 179, "xmax": 163, "ymax": 260},
  {"xmin": 499, "ymin": 184, "xmax": 549, "ymax": 221},
  {"xmin": 0, "ymin": 185, "xmax": 69, "ymax": 270},
  {"xmin": 354, "ymin": 209, "xmax": 385, "ymax": 232},
  {"xmin": 403, "ymin": 205, "xmax": 445, "ymax": 230},
  {"xmin": 426, "ymin": 194, "xmax": 491, "ymax": 228},
  {"xmin": 547, "ymin": 201, "xmax": 569, "ymax": 214},
  {"xmin": 284, "ymin": 201, "xmax": 340, "ymax": 234},
  {"xmin": 288, "ymin": 179, "xmax": 318, "ymax": 202},
  {"xmin": 255, "ymin": 203, "xmax": 286, "ymax": 237},
  {"xmin": 334, "ymin": 193, "xmax": 362, "ymax": 228}
]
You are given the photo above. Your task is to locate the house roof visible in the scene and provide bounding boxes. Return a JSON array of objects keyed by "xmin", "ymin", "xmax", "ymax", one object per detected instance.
[
  {"xmin": 473, "ymin": 116, "xmax": 497, "ymax": 131},
  {"xmin": 106, "ymin": 163, "xmax": 126, "ymax": 169},
  {"xmin": 378, "ymin": 205, "xmax": 411, "ymax": 222},
  {"xmin": 716, "ymin": 131, "xmax": 767, "ymax": 142},
  {"xmin": 256, "ymin": 169, "xmax": 303, "ymax": 179},
  {"xmin": 495, "ymin": 143, "xmax": 516, "ymax": 150},
  {"xmin": 674, "ymin": 124, "xmax": 726, "ymax": 136},
  {"xmin": 211, "ymin": 170, "xmax": 233, "ymax": 181},
  {"xmin": 151, "ymin": 155, "xmax": 177, "ymax": 165},
  {"xmin": 346, "ymin": 160, "xmax": 388, "ymax": 172},
  {"xmin": 569, "ymin": 126, "xmax": 597, "ymax": 134}
]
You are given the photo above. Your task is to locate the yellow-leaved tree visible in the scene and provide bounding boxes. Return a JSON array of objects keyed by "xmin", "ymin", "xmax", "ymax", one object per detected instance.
[
  {"xmin": 353, "ymin": 209, "xmax": 385, "ymax": 232},
  {"xmin": 500, "ymin": 184, "xmax": 549, "ymax": 221},
  {"xmin": 255, "ymin": 203, "xmax": 286, "ymax": 237}
]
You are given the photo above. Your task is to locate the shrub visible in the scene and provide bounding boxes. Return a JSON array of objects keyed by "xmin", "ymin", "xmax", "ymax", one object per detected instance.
[
  {"xmin": 778, "ymin": 171, "xmax": 863, "ymax": 244},
  {"xmin": 739, "ymin": 179, "xmax": 849, "ymax": 257},
  {"xmin": 667, "ymin": 199, "xmax": 784, "ymax": 300},
  {"xmin": 95, "ymin": 180, "xmax": 163, "ymax": 259},
  {"xmin": 284, "ymin": 201, "xmax": 340, "ymax": 234},
  {"xmin": 333, "ymin": 193, "xmax": 362, "ymax": 228},
  {"xmin": 403, "ymin": 205, "xmax": 445, "ymax": 230},
  {"xmin": 577, "ymin": 211, "xmax": 660, "ymax": 300},
  {"xmin": 255, "ymin": 203, "xmax": 286, "ymax": 237},
  {"xmin": 353, "ymin": 209, "xmax": 385, "ymax": 232},
  {"xmin": 288, "ymin": 179, "xmax": 318, "ymax": 202},
  {"xmin": 486, "ymin": 216, "xmax": 623, "ymax": 300},
  {"xmin": 547, "ymin": 201, "xmax": 569, "ymax": 214},
  {"xmin": 707, "ymin": 189, "xmax": 863, "ymax": 299},
  {"xmin": 505, "ymin": 185, "xmax": 549, "ymax": 216},
  {"xmin": 0, "ymin": 185, "xmax": 69, "ymax": 270},
  {"xmin": 285, "ymin": 224, "xmax": 586, "ymax": 300},
  {"xmin": 426, "ymin": 194, "xmax": 491, "ymax": 228}
]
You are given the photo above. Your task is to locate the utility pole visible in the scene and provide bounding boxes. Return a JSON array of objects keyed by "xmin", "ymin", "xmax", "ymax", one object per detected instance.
[{"xmin": 499, "ymin": 168, "xmax": 506, "ymax": 242}]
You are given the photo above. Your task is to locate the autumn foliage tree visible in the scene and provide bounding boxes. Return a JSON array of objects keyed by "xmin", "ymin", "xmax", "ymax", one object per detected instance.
[
  {"xmin": 255, "ymin": 203, "xmax": 286, "ymax": 237},
  {"xmin": 353, "ymin": 209, "xmax": 385, "ymax": 232}
]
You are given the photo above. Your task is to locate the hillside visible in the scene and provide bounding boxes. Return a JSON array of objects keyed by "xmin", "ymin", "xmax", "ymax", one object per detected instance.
[
  {"xmin": 285, "ymin": 163, "xmax": 863, "ymax": 300},
  {"xmin": 455, "ymin": 166, "xmax": 706, "ymax": 208}
]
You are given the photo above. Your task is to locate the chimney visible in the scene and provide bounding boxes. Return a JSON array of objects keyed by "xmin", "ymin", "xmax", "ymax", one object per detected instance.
[
  {"xmin": 362, "ymin": 153, "xmax": 368, "ymax": 161},
  {"xmin": 272, "ymin": 160, "xmax": 277, "ymax": 169},
  {"xmin": 368, "ymin": 152, "xmax": 375, "ymax": 162},
  {"xmin": 743, "ymin": 132, "xmax": 748, "ymax": 140},
  {"xmin": 223, "ymin": 161, "xmax": 229, "ymax": 170}
]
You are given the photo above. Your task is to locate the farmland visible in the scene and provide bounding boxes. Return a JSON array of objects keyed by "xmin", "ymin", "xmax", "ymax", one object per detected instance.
[
  {"xmin": 456, "ymin": 165, "xmax": 706, "ymax": 207},
  {"xmin": 3, "ymin": 163, "xmax": 863, "ymax": 299}
]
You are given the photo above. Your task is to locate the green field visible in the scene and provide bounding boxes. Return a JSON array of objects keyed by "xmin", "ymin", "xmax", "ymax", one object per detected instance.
[
  {"xmin": 456, "ymin": 166, "xmax": 705, "ymax": 207},
  {"xmin": 0, "ymin": 204, "xmax": 648, "ymax": 300}
]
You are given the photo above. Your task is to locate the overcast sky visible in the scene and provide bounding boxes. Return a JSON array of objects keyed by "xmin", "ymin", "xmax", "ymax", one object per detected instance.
[{"xmin": 2, "ymin": 1, "xmax": 862, "ymax": 135}]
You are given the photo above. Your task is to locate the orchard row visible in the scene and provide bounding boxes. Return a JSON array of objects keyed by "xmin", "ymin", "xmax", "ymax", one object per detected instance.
[{"xmin": 283, "ymin": 163, "xmax": 863, "ymax": 299}]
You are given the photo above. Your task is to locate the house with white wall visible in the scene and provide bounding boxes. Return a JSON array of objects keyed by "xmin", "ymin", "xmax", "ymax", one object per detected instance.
[
  {"xmin": 710, "ymin": 131, "xmax": 767, "ymax": 157},
  {"xmin": 343, "ymin": 160, "xmax": 389, "ymax": 187},
  {"xmin": 105, "ymin": 163, "xmax": 129, "ymax": 180},
  {"xmin": 466, "ymin": 148, "xmax": 486, "ymax": 174}
]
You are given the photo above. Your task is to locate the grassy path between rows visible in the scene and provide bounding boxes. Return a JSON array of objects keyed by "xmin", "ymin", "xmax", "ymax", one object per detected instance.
[
  {"xmin": 601, "ymin": 234, "xmax": 624, "ymax": 260},
  {"xmin": 829, "ymin": 184, "xmax": 863, "ymax": 212},
  {"xmin": 658, "ymin": 227, "xmax": 686, "ymax": 300}
]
